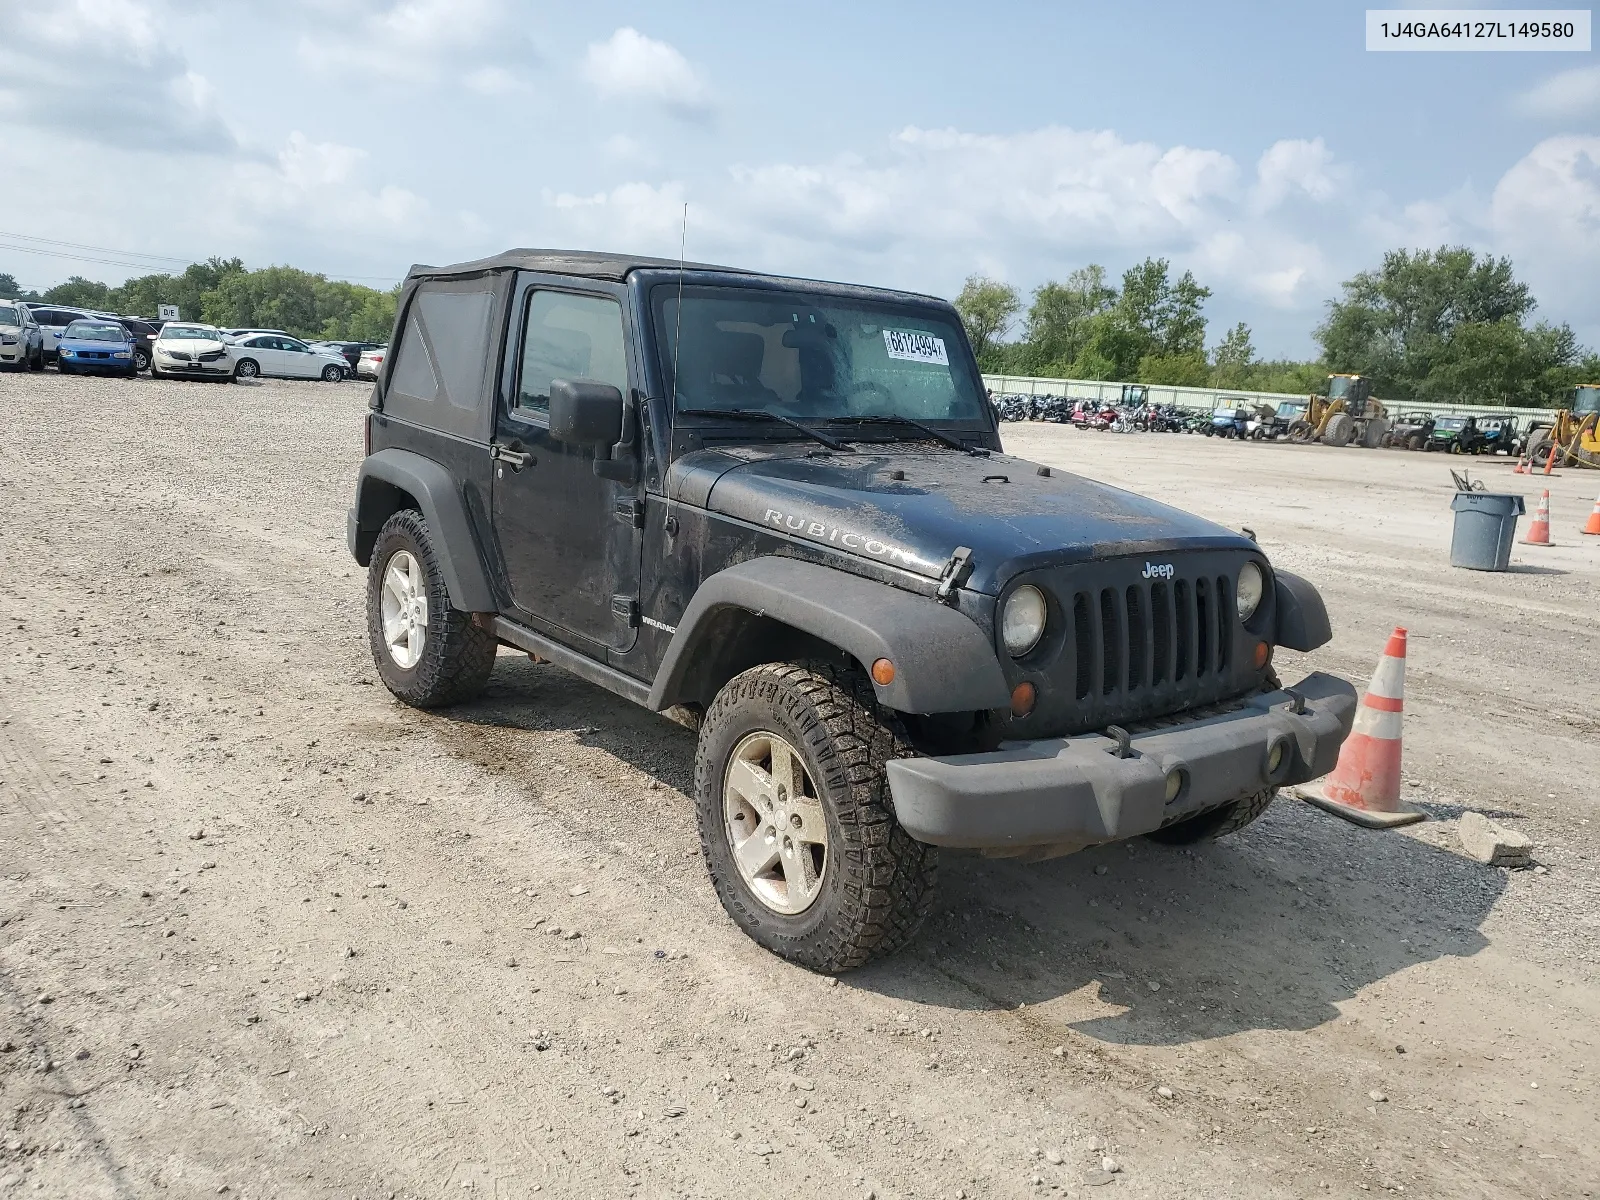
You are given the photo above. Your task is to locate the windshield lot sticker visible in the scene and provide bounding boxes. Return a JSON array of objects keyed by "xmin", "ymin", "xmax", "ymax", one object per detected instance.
[
  {"xmin": 882, "ymin": 329, "xmax": 948, "ymax": 366},
  {"xmin": 762, "ymin": 508, "xmax": 920, "ymax": 567}
]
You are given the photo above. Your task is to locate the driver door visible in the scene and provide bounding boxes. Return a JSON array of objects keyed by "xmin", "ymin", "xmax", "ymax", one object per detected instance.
[{"xmin": 490, "ymin": 277, "xmax": 643, "ymax": 653}]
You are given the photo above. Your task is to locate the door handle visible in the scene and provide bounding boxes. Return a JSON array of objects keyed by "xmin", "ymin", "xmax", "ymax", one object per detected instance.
[{"xmin": 491, "ymin": 444, "xmax": 533, "ymax": 469}]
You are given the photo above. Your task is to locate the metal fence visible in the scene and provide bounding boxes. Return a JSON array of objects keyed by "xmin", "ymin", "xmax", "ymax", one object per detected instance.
[{"xmin": 980, "ymin": 373, "xmax": 1558, "ymax": 424}]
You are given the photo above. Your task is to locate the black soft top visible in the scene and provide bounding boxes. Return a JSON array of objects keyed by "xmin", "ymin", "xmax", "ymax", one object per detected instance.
[
  {"xmin": 401, "ymin": 249, "xmax": 948, "ymax": 308},
  {"xmin": 405, "ymin": 248, "xmax": 753, "ymax": 283}
]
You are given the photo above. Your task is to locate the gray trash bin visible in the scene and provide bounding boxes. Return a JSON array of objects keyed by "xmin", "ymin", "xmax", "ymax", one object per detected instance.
[{"xmin": 1449, "ymin": 492, "xmax": 1526, "ymax": 571}]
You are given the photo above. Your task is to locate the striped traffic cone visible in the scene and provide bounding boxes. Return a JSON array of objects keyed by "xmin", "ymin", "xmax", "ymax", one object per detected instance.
[
  {"xmin": 1582, "ymin": 491, "xmax": 1600, "ymax": 536},
  {"xmin": 1296, "ymin": 628, "xmax": 1423, "ymax": 829},
  {"xmin": 1522, "ymin": 490, "xmax": 1552, "ymax": 546}
]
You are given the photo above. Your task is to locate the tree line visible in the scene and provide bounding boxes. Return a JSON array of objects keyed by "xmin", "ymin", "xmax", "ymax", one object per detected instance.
[
  {"xmin": 958, "ymin": 246, "xmax": 1598, "ymax": 407},
  {"xmin": 0, "ymin": 260, "xmax": 398, "ymax": 343}
]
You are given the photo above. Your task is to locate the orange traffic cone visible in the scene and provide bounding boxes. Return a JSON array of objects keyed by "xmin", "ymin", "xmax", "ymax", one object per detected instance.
[
  {"xmin": 1296, "ymin": 628, "xmax": 1423, "ymax": 829},
  {"xmin": 1583, "ymin": 491, "xmax": 1600, "ymax": 536},
  {"xmin": 1542, "ymin": 443, "xmax": 1560, "ymax": 476},
  {"xmin": 1522, "ymin": 490, "xmax": 1552, "ymax": 546},
  {"xmin": 1512, "ymin": 458, "xmax": 1526, "ymax": 474}
]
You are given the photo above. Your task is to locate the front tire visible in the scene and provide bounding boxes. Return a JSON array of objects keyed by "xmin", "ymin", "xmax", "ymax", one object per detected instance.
[
  {"xmin": 694, "ymin": 661, "xmax": 937, "ymax": 972},
  {"xmin": 321, "ymin": 364, "xmax": 344, "ymax": 382},
  {"xmin": 1146, "ymin": 786, "xmax": 1278, "ymax": 845},
  {"xmin": 365, "ymin": 510, "xmax": 497, "ymax": 708}
]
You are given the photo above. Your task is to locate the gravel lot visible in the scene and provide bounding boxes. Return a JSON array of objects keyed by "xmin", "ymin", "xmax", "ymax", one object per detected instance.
[{"xmin": 2, "ymin": 370, "xmax": 1596, "ymax": 1200}]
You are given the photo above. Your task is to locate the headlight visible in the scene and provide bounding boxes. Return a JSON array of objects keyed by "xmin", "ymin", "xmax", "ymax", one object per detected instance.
[
  {"xmin": 113, "ymin": 351, "xmax": 131, "ymax": 359},
  {"xmin": 1002, "ymin": 585, "xmax": 1048, "ymax": 657},
  {"xmin": 1236, "ymin": 562, "xmax": 1265, "ymax": 622},
  {"xmin": 60, "ymin": 348, "xmax": 75, "ymax": 356}
]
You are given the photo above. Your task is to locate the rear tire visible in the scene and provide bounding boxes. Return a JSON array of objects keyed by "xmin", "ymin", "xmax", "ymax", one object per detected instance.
[
  {"xmin": 235, "ymin": 358, "xmax": 259, "ymax": 380},
  {"xmin": 365, "ymin": 510, "xmax": 497, "ymax": 708},
  {"xmin": 694, "ymin": 660, "xmax": 937, "ymax": 972},
  {"xmin": 1145, "ymin": 786, "xmax": 1278, "ymax": 845}
]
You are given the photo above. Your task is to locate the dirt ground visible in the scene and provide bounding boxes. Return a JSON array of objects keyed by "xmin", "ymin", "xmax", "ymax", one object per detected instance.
[{"xmin": 1, "ymin": 371, "xmax": 1596, "ymax": 1200}]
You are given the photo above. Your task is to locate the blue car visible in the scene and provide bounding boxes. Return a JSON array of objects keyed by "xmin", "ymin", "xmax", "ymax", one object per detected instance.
[{"xmin": 56, "ymin": 318, "xmax": 139, "ymax": 377}]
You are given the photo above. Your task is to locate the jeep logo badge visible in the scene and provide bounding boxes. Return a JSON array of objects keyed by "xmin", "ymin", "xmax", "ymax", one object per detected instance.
[{"xmin": 1142, "ymin": 561, "xmax": 1175, "ymax": 580}]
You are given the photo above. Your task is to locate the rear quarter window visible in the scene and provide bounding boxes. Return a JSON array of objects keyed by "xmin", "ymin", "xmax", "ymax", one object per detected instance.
[{"xmin": 383, "ymin": 278, "xmax": 502, "ymax": 441}]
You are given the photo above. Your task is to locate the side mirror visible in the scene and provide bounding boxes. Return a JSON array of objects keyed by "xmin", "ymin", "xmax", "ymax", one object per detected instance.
[{"xmin": 549, "ymin": 379, "xmax": 624, "ymax": 448}]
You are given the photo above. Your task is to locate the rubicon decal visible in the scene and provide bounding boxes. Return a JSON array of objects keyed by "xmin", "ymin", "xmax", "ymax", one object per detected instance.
[{"xmin": 763, "ymin": 508, "xmax": 920, "ymax": 566}]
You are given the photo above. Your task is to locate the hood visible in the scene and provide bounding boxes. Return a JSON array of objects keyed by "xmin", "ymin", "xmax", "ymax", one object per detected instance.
[
  {"xmin": 674, "ymin": 445, "xmax": 1255, "ymax": 594},
  {"xmin": 60, "ymin": 336, "xmax": 132, "ymax": 352}
]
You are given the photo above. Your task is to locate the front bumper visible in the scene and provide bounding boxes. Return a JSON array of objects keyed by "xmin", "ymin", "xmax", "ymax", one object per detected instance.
[
  {"xmin": 157, "ymin": 357, "xmax": 231, "ymax": 375},
  {"xmin": 886, "ymin": 671, "xmax": 1356, "ymax": 849}
]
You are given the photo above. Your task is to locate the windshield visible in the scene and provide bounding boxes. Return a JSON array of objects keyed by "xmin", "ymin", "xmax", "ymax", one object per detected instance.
[
  {"xmin": 163, "ymin": 326, "xmax": 222, "ymax": 343},
  {"xmin": 1435, "ymin": 417, "xmax": 1466, "ymax": 430},
  {"xmin": 64, "ymin": 320, "xmax": 124, "ymax": 340},
  {"xmin": 0, "ymin": 308, "xmax": 19, "ymax": 328},
  {"xmin": 1327, "ymin": 375, "xmax": 1357, "ymax": 400},
  {"xmin": 1576, "ymin": 385, "xmax": 1600, "ymax": 415},
  {"xmin": 655, "ymin": 286, "xmax": 987, "ymax": 425}
]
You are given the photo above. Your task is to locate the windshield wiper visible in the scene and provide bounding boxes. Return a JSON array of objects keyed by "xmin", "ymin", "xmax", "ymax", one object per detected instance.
[
  {"xmin": 825, "ymin": 414, "xmax": 980, "ymax": 455},
  {"xmin": 676, "ymin": 408, "xmax": 853, "ymax": 453}
]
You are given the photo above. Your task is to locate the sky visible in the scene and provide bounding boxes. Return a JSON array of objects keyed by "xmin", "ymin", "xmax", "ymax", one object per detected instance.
[{"xmin": 0, "ymin": 0, "xmax": 1596, "ymax": 357}]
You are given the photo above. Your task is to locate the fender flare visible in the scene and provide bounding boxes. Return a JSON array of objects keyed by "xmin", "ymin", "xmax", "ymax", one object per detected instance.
[
  {"xmin": 646, "ymin": 557, "xmax": 1012, "ymax": 715},
  {"xmin": 347, "ymin": 448, "xmax": 497, "ymax": 612},
  {"xmin": 1273, "ymin": 569, "xmax": 1332, "ymax": 652}
]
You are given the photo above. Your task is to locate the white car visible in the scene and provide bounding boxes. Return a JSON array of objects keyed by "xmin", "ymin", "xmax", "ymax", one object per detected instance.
[
  {"xmin": 0, "ymin": 302, "xmax": 45, "ymax": 370},
  {"xmin": 228, "ymin": 333, "xmax": 350, "ymax": 381},
  {"xmin": 150, "ymin": 323, "xmax": 235, "ymax": 381},
  {"xmin": 355, "ymin": 345, "xmax": 386, "ymax": 380}
]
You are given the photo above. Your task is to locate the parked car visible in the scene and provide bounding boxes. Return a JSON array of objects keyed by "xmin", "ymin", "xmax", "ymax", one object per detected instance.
[
  {"xmin": 345, "ymin": 247, "xmax": 1355, "ymax": 971},
  {"xmin": 22, "ymin": 303, "xmax": 119, "ymax": 362},
  {"xmin": 355, "ymin": 345, "xmax": 386, "ymax": 379},
  {"xmin": 0, "ymin": 301, "xmax": 45, "ymax": 371},
  {"xmin": 115, "ymin": 316, "xmax": 164, "ymax": 373},
  {"xmin": 223, "ymin": 328, "xmax": 293, "ymax": 340},
  {"xmin": 150, "ymin": 323, "xmax": 235, "ymax": 381},
  {"xmin": 55, "ymin": 318, "xmax": 139, "ymax": 376},
  {"xmin": 314, "ymin": 339, "xmax": 383, "ymax": 376},
  {"xmin": 228, "ymin": 333, "xmax": 350, "ymax": 381}
]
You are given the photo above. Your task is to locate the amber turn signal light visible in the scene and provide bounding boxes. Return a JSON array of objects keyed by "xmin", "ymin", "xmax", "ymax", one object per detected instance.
[
  {"xmin": 871, "ymin": 658, "xmax": 896, "ymax": 685},
  {"xmin": 1253, "ymin": 641, "xmax": 1270, "ymax": 670},
  {"xmin": 1010, "ymin": 681, "xmax": 1036, "ymax": 717}
]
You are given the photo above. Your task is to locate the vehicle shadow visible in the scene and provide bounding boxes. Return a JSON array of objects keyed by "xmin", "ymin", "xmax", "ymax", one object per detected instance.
[
  {"xmin": 852, "ymin": 800, "xmax": 1506, "ymax": 1046},
  {"xmin": 435, "ymin": 658, "xmax": 1508, "ymax": 1048},
  {"xmin": 1504, "ymin": 564, "xmax": 1569, "ymax": 576}
]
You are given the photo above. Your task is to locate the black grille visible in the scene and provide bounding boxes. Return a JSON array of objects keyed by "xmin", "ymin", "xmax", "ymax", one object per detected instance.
[{"xmin": 1049, "ymin": 564, "xmax": 1244, "ymax": 730}]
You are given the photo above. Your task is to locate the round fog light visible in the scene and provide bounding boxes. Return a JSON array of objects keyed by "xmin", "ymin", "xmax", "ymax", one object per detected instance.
[
  {"xmin": 1164, "ymin": 768, "xmax": 1187, "ymax": 804},
  {"xmin": 1267, "ymin": 741, "xmax": 1285, "ymax": 774}
]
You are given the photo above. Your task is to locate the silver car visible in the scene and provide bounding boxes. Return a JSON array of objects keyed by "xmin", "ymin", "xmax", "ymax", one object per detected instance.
[{"xmin": 0, "ymin": 301, "xmax": 44, "ymax": 370}]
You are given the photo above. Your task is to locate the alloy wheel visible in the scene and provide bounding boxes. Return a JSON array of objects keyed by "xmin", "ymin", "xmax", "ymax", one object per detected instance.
[
  {"xmin": 379, "ymin": 550, "xmax": 428, "ymax": 669},
  {"xmin": 722, "ymin": 731, "xmax": 829, "ymax": 915}
]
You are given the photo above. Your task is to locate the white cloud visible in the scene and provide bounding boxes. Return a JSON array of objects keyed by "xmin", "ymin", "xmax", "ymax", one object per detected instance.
[
  {"xmin": 1491, "ymin": 136, "xmax": 1600, "ymax": 339},
  {"xmin": 1252, "ymin": 138, "xmax": 1346, "ymax": 212},
  {"xmin": 1515, "ymin": 66, "xmax": 1600, "ymax": 118},
  {"xmin": 582, "ymin": 28, "xmax": 711, "ymax": 116},
  {"xmin": 0, "ymin": 0, "xmax": 235, "ymax": 153},
  {"xmin": 296, "ymin": 0, "xmax": 536, "ymax": 91}
]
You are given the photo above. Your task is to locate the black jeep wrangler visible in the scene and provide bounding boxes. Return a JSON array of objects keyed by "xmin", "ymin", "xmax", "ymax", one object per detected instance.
[{"xmin": 347, "ymin": 250, "xmax": 1356, "ymax": 971}]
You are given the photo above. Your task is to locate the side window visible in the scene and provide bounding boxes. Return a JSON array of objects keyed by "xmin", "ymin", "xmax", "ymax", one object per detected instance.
[
  {"xmin": 515, "ymin": 290, "xmax": 627, "ymax": 415},
  {"xmin": 389, "ymin": 287, "xmax": 494, "ymax": 411}
]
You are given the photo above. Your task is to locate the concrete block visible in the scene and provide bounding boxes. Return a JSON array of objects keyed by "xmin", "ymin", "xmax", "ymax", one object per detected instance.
[{"xmin": 1458, "ymin": 811, "xmax": 1533, "ymax": 868}]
